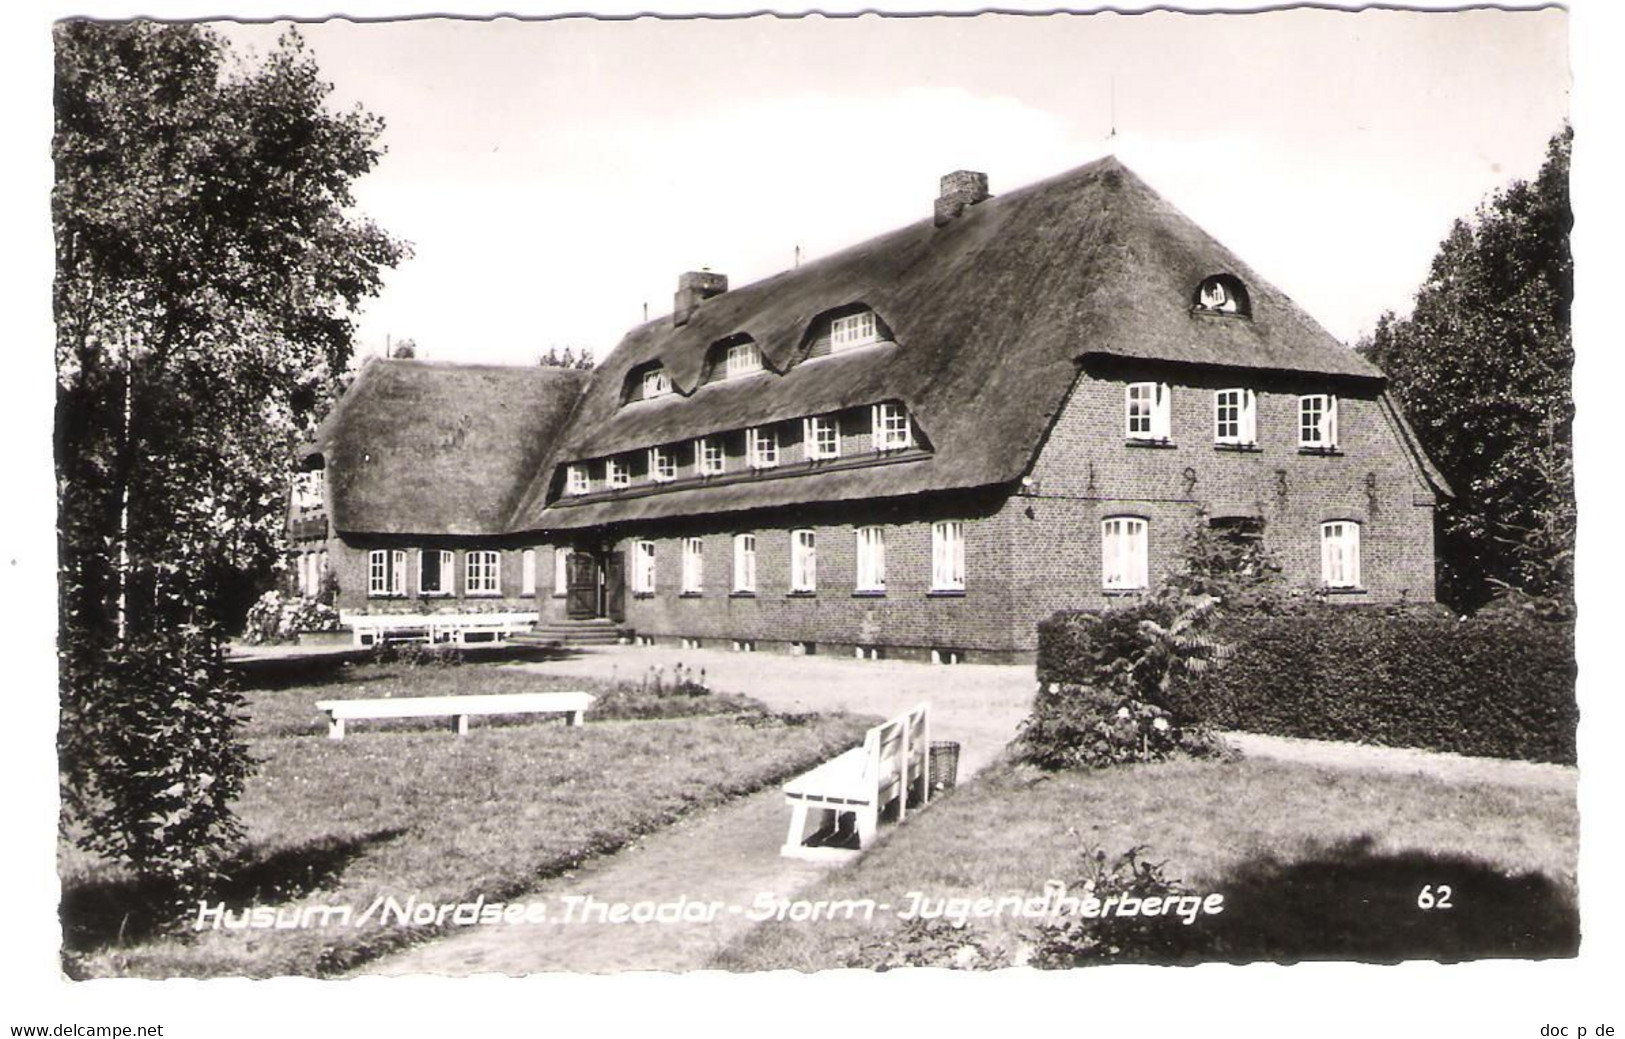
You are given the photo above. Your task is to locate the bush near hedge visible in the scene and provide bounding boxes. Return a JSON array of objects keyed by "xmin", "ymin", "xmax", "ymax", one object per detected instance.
[{"xmin": 1038, "ymin": 603, "xmax": 1576, "ymax": 765}]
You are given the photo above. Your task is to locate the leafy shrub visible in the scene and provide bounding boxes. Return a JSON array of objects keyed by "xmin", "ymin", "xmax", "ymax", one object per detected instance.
[
  {"xmin": 1019, "ymin": 588, "xmax": 1235, "ymax": 769},
  {"xmin": 1017, "ymin": 682, "xmax": 1234, "ymax": 770},
  {"xmin": 369, "ymin": 641, "xmax": 464, "ymax": 668},
  {"xmin": 1027, "ymin": 846, "xmax": 1216, "ymax": 967},
  {"xmin": 845, "ymin": 917, "xmax": 1015, "ymax": 971},
  {"xmin": 242, "ymin": 591, "xmax": 340, "ymax": 645},
  {"xmin": 1179, "ymin": 604, "xmax": 1577, "ymax": 764}
]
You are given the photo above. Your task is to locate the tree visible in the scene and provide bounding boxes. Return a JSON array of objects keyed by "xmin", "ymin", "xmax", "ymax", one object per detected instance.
[
  {"xmin": 1358, "ymin": 127, "xmax": 1572, "ymax": 613},
  {"xmin": 54, "ymin": 21, "xmax": 406, "ymax": 893},
  {"xmin": 390, "ymin": 338, "xmax": 417, "ymax": 359}
]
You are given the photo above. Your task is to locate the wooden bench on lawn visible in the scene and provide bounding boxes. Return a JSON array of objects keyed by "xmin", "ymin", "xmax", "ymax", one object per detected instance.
[
  {"xmin": 314, "ymin": 691, "xmax": 594, "ymax": 740},
  {"xmin": 780, "ymin": 702, "xmax": 931, "ymax": 861}
]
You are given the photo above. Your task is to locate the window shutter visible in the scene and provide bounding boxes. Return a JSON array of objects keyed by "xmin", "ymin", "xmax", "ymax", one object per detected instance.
[
  {"xmin": 392, "ymin": 550, "xmax": 407, "ymax": 596},
  {"xmin": 1154, "ymin": 384, "xmax": 1171, "ymax": 440},
  {"xmin": 1243, "ymin": 389, "xmax": 1257, "ymax": 444}
]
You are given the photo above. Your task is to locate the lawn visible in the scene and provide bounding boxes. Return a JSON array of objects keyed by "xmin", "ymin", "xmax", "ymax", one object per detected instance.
[
  {"xmin": 714, "ymin": 754, "xmax": 1579, "ymax": 970},
  {"xmin": 60, "ymin": 657, "xmax": 872, "ymax": 979}
]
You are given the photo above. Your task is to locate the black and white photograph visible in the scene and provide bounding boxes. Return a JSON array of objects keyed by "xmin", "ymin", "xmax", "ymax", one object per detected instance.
[{"xmin": 8, "ymin": 0, "xmax": 1620, "ymax": 1033}]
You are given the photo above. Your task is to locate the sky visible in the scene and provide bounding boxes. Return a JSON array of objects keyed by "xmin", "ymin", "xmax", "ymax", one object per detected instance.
[{"xmin": 208, "ymin": 8, "xmax": 1571, "ymax": 368}]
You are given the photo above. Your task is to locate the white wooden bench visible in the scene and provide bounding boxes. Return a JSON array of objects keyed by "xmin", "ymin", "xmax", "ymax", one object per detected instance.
[
  {"xmin": 314, "ymin": 691, "xmax": 594, "ymax": 740},
  {"xmin": 780, "ymin": 703, "xmax": 930, "ymax": 861}
]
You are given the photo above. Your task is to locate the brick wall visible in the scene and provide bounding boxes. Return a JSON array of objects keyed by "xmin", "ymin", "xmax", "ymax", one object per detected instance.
[
  {"xmin": 326, "ymin": 537, "xmax": 562, "ymax": 616},
  {"xmin": 587, "ymin": 492, "xmax": 1020, "ymax": 660},
  {"xmin": 1001, "ymin": 363, "xmax": 1440, "ymax": 649}
]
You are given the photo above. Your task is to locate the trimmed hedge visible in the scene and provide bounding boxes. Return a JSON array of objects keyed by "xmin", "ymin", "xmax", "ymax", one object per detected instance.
[{"xmin": 1037, "ymin": 605, "xmax": 1577, "ymax": 765}]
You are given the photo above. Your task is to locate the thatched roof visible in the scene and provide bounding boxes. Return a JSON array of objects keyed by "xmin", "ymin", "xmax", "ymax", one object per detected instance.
[
  {"xmin": 511, "ymin": 156, "xmax": 1383, "ymax": 532},
  {"xmin": 312, "ymin": 359, "xmax": 588, "ymax": 537}
]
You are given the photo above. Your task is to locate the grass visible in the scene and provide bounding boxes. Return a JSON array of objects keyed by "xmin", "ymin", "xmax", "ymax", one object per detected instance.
[
  {"xmin": 59, "ymin": 658, "xmax": 872, "ymax": 979},
  {"xmin": 713, "ymin": 754, "xmax": 1579, "ymax": 970}
]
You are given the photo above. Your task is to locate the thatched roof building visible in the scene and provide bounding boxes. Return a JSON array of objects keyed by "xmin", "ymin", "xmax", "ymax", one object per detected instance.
[{"xmin": 508, "ymin": 155, "xmax": 1404, "ymax": 531}]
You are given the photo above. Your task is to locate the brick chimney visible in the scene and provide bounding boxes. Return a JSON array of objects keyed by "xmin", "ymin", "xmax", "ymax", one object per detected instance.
[
  {"xmin": 674, "ymin": 270, "xmax": 728, "ymax": 327},
  {"xmin": 934, "ymin": 170, "xmax": 990, "ymax": 227}
]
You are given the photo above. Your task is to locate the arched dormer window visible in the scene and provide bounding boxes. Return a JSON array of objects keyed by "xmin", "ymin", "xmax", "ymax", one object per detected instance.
[
  {"xmin": 802, "ymin": 304, "xmax": 895, "ymax": 361},
  {"xmin": 704, "ymin": 334, "xmax": 763, "ymax": 383},
  {"xmin": 1194, "ymin": 274, "xmax": 1251, "ymax": 317},
  {"xmin": 624, "ymin": 361, "xmax": 673, "ymax": 404}
]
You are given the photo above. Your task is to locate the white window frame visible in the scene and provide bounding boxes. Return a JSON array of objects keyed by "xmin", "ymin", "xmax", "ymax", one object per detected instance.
[
  {"xmin": 855, "ymin": 526, "xmax": 887, "ymax": 593},
  {"xmin": 1101, "ymin": 517, "xmax": 1149, "ymax": 591},
  {"xmin": 747, "ymin": 426, "xmax": 779, "ymax": 470},
  {"xmin": 1214, "ymin": 388, "xmax": 1257, "ymax": 446},
  {"xmin": 871, "ymin": 403, "xmax": 912, "ymax": 452},
  {"xmin": 605, "ymin": 456, "xmax": 631, "ymax": 489},
  {"xmin": 724, "ymin": 340, "xmax": 762, "ymax": 378},
  {"xmin": 1300, "ymin": 394, "xmax": 1339, "ymax": 449},
  {"xmin": 553, "ymin": 547, "xmax": 570, "ymax": 596},
  {"xmin": 1126, "ymin": 382, "xmax": 1171, "ymax": 441},
  {"xmin": 633, "ymin": 540, "xmax": 657, "ymax": 594},
  {"xmin": 790, "ymin": 529, "xmax": 817, "ymax": 592},
  {"xmin": 932, "ymin": 521, "xmax": 966, "ymax": 592},
  {"xmin": 698, "ymin": 436, "xmax": 726, "ymax": 476},
  {"xmin": 804, "ymin": 415, "xmax": 841, "ymax": 460},
  {"xmin": 521, "ymin": 548, "xmax": 537, "ymax": 596},
  {"xmin": 649, "ymin": 446, "xmax": 677, "ymax": 483},
  {"xmin": 368, "ymin": 549, "xmax": 407, "ymax": 597},
  {"xmin": 830, "ymin": 310, "xmax": 878, "ymax": 351},
  {"xmin": 1320, "ymin": 521, "xmax": 1362, "ymax": 589},
  {"xmin": 682, "ymin": 537, "xmax": 704, "ymax": 594},
  {"xmin": 418, "ymin": 548, "xmax": 454, "ymax": 597},
  {"xmin": 642, "ymin": 367, "xmax": 671, "ymax": 399},
  {"xmin": 566, "ymin": 464, "xmax": 590, "ymax": 496},
  {"xmin": 465, "ymin": 550, "xmax": 501, "ymax": 596},
  {"xmin": 733, "ymin": 533, "xmax": 757, "ymax": 593}
]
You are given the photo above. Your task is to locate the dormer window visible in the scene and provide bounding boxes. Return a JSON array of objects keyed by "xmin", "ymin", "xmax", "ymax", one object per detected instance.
[
  {"xmin": 831, "ymin": 310, "xmax": 879, "ymax": 352},
  {"xmin": 566, "ymin": 464, "xmax": 590, "ymax": 496},
  {"xmin": 607, "ymin": 457, "xmax": 631, "ymax": 489},
  {"xmin": 747, "ymin": 426, "xmax": 779, "ymax": 469},
  {"xmin": 804, "ymin": 416, "xmax": 841, "ymax": 460},
  {"xmin": 724, "ymin": 340, "xmax": 763, "ymax": 378},
  {"xmin": 1194, "ymin": 275, "xmax": 1251, "ymax": 317},
  {"xmin": 872, "ymin": 403, "xmax": 913, "ymax": 451},
  {"xmin": 649, "ymin": 446, "xmax": 677, "ymax": 483},
  {"xmin": 698, "ymin": 436, "xmax": 725, "ymax": 476},
  {"xmin": 643, "ymin": 367, "xmax": 672, "ymax": 399}
]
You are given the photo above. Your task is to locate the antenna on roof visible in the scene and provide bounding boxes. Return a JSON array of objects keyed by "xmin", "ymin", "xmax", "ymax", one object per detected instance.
[{"xmin": 1108, "ymin": 75, "xmax": 1117, "ymax": 141}]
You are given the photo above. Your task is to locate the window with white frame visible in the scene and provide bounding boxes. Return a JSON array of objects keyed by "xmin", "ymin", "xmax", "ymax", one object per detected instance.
[
  {"xmin": 830, "ymin": 310, "xmax": 878, "ymax": 351},
  {"xmin": 368, "ymin": 549, "xmax": 407, "ymax": 597},
  {"xmin": 747, "ymin": 426, "xmax": 778, "ymax": 469},
  {"xmin": 1214, "ymin": 388, "xmax": 1257, "ymax": 445},
  {"xmin": 418, "ymin": 549, "xmax": 454, "ymax": 596},
  {"xmin": 1300, "ymin": 394, "xmax": 1339, "ymax": 449},
  {"xmin": 804, "ymin": 416, "xmax": 840, "ymax": 460},
  {"xmin": 682, "ymin": 537, "xmax": 704, "ymax": 594},
  {"xmin": 724, "ymin": 340, "xmax": 762, "ymax": 378},
  {"xmin": 642, "ymin": 367, "xmax": 672, "ymax": 399},
  {"xmin": 855, "ymin": 526, "xmax": 886, "ymax": 592},
  {"xmin": 1320, "ymin": 521, "xmax": 1362, "ymax": 589},
  {"xmin": 606, "ymin": 457, "xmax": 631, "ymax": 489},
  {"xmin": 521, "ymin": 549, "xmax": 537, "ymax": 596},
  {"xmin": 566, "ymin": 464, "xmax": 590, "ymax": 496},
  {"xmin": 632, "ymin": 540, "xmax": 657, "ymax": 593},
  {"xmin": 871, "ymin": 403, "xmax": 912, "ymax": 451},
  {"xmin": 649, "ymin": 446, "xmax": 677, "ymax": 483},
  {"xmin": 1126, "ymin": 383, "xmax": 1171, "ymax": 441},
  {"xmin": 733, "ymin": 533, "xmax": 757, "ymax": 593},
  {"xmin": 292, "ymin": 470, "xmax": 325, "ymax": 516},
  {"xmin": 932, "ymin": 521, "xmax": 966, "ymax": 592},
  {"xmin": 466, "ymin": 550, "xmax": 501, "ymax": 595},
  {"xmin": 553, "ymin": 547, "xmax": 570, "ymax": 595},
  {"xmin": 698, "ymin": 436, "xmax": 725, "ymax": 476},
  {"xmin": 1101, "ymin": 517, "xmax": 1149, "ymax": 590},
  {"xmin": 790, "ymin": 530, "xmax": 817, "ymax": 592}
]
